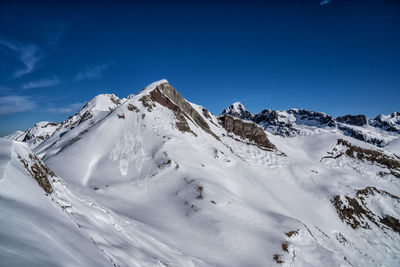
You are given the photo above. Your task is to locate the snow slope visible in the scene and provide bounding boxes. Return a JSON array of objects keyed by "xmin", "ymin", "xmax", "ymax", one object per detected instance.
[
  {"xmin": 0, "ymin": 139, "xmax": 108, "ymax": 266},
  {"xmin": 2, "ymin": 80, "xmax": 400, "ymax": 266}
]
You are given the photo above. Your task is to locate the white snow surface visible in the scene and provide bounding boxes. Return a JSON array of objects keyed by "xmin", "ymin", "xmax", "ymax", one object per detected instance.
[
  {"xmin": 224, "ymin": 102, "xmax": 247, "ymax": 114},
  {"xmin": 5, "ymin": 130, "xmax": 25, "ymax": 140},
  {"xmin": 1, "ymin": 80, "xmax": 400, "ymax": 266}
]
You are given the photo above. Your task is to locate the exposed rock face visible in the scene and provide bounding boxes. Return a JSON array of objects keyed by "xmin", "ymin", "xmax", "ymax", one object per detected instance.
[
  {"xmin": 332, "ymin": 195, "xmax": 372, "ymax": 230},
  {"xmin": 78, "ymin": 111, "xmax": 93, "ymax": 124},
  {"xmin": 127, "ymin": 104, "xmax": 139, "ymax": 112},
  {"xmin": 336, "ymin": 114, "xmax": 368, "ymax": 126},
  {"xmin": 149, "ymin": 82, "xmax": 219, "ymax": 139},
  {"xmin": 253, "ymin": 109, "xmax": 336, "ymax": 128},
  {"xmin": 21, "ymin": 121, "xmax": 60, "ymax": 147},
  {"xmin": 201, "ymin": 108, "xmax": 212, "ymax": 119},
  {"xmin": 221, "ymin": 103, "xmax": 337, "ymax": 137},
  {"xmin": 332, "ymin": 186, "xmax": 400, "ymax": 234},
  {"xmin": 380, "ymin": 215, "xmax": 400, "ymax": 234},
  {"xmin": 338, "ymin": 125, "xmax": 384, "ymax": 147},
  {"xmin": 148, "ymin": 87, "xmax": 196, "ymax": 136},
  {"xmin": 288, "ymin": 109, "xmax": 337, "ymax": 127},
  {"xmin": 253, "ymin": 109, "xmax": 300, "ymax": 137},
  {"xmin": 323, "ymin": 139, "xmax": 400, "ymax": 178},
  {"xmin": 10, "ymin": 94, "xmax": 124, "ymax": 151},
  {"xmin": 252, "ymin": 108, "xmax": 336, "ymax": 136},
  {"xmin": 221, "ymin": 102, "xmax": 252, "ymax": 120},
  {"xmin": 337, "ymin": 139, "xmax": 400, "ymax": 172},
  {"xmin": 109, "ymin": 95, "xmax": 122, "ymax": 106},
  {"xmin": 18, "ymin": 153, "xmax": 54, "ymax": 194},
  {"xmin": 218, "ymin": 115, "xmax": 276, "ymax": 150},
  {"xmin": 370, "ymin": 111, "xmax": 400, "ymax": 133},
  {"xmin": 253, "ymin": 109, "xmax": 280, "ymax": 125},
  {"xmin": 221, "ymin": 102, "xmax": 400, "ymax": 147}
]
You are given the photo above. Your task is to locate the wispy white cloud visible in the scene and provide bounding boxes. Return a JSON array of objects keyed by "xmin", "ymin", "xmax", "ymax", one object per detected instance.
[
  {"xmin": 76, "ymin": 63, "xmax": 111, "ymax": 81},
  {"xmin": 0, "ymin": 38, "xmax": 43, "ymax": 78},
  {"xmin": 23, "ymin": 76, "xmax": 60, "ymax": 89},
  {"xmin": 0, "ymin": 95, "xmax": 37, "ymax": 115},
  {"xmin": 320, "ymin": 0, "xmax": 332, "ymax": 5},
  {"xmin": 47, "ymin": 102, "xmax": 85, "ymax": 114}
]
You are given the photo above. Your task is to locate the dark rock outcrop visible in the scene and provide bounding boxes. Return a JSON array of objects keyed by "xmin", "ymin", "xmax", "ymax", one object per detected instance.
[
  {"xmin": 252, "ymin": 108, "xmax": 337, "ymax": 136},
  {"xmin": 332, "ymin": 186, "xmax": 400, "ymax": 234},
  {"xmin": 253, "ymin": 109, "xmax": 280, "ymax": 125},
  {"xmin": 323, "ymin": 139, "xmax": 400, "ymax": 178},
  {"xmin": 149, "ymin": 82, "xmax": 219, "ymax": 139},
  {"xmin": 223, "ymin": 105, "xmax": 337, "ymax": 137},
  {"xmin": 78, "ymin": 111, "xmax": 93, "ymax": 124},
  {"xmin": 337, "ymin": 139, "xmax": 400, "ymax": 172},
  {"xmin": 221, "ymin": 102, "xmax": 252, "ymax": 120},
  {"xmin": 338, "ymin": 125, "xmax": 384, "ymax": 147},
  {"xmin": 337, "ymin": 114, "xmax": 368, "ymax": 126},
  {"xmin": 21, "ymin": 122, "xmax": 60, "ymax": 146},
  {"xmin": 331, "ymin": 195, "xmax": 372, "ymax": 230},
  {"xmin": 221, "ymin": 102, "xmax": 400, "ymax": 147},
  {"xmin": 253, "ymin": 109, "xmax": 300, "ymax": 137},
  {"xmin": 369, "ymin": 112, "xmax": 400, "ymax": 133},
  {"xmin": 218, "ymin": 115, "xmax": 276, "ymax": 150},
  {"xmin": 18, "ymin": 153, "xmax": 54, "ymax": 194},
  {"xmin": 288, "ymin": 109, "xmax": 336, "ymax": 127}
]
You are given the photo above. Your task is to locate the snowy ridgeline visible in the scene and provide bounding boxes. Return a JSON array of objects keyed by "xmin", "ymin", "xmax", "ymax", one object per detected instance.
[
  {"xmin": 1, "ymin": 79, "xmax": 400, "ymax": 267},
  {"xmin": 222, "ymin": 102, "xmax": 400, "ymax": 146}
]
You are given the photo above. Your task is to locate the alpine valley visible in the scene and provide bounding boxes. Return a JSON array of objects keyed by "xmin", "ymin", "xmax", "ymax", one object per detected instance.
[{"xmin": 1, "ymin": 80, "xmax": 400, "ymax": 266}]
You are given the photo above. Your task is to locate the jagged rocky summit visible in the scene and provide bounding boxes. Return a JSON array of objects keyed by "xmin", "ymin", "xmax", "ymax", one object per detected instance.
[{"xmin": 221, "ymin": 102, "xmax": 400, "ymax": 147}]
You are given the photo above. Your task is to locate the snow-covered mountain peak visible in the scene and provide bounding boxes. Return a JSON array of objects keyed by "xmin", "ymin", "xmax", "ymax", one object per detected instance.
[
  {"xmin": 12, "ymin": 121, "xmax": 60, "ymax": 148},
  {"xmin": 232, "ymin": 101, "xmax": 245, "ymax": 108},
  {"xmin": 370, "ymin": 111, "xmax": 400, "ymax": 133},
  {"xmin": 79, "ymin": 93, "xmax": 122, "ymax": 114},
  {"xmin": 136, "ymin": 80, "xmax": 220, "ymax": 140},
  {"xmin": 138, "ymin": 79, "xmax": 169, "ymax": 95},
  {"xmin": 221, "ymin": 101, "xmax": 252, "ymax": 120},
  {"xmin": 225, "ymin": 102, "xmax": 247, "ymax": 113},
  {"xmin": 3, "ymin": 79, "xmax": 400, "ymax": 267},
  {"xmin": 376, "ymin": 111, "xmax": 400, "ymax": 120}
]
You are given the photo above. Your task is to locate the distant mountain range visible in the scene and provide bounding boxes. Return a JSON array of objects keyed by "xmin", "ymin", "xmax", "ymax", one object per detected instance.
[{"xmin": 222, "ymin": 102, "xmax": 400, "ymax": 146}]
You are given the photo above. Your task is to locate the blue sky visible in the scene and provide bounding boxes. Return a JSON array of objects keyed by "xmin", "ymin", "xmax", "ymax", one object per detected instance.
[{"xmin": 0, "ymin": 0, "xmax": 399, "ymax": 136}]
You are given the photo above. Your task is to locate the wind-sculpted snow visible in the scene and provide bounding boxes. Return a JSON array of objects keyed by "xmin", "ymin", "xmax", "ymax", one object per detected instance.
[
  {"xmin": 0, "ymin": 139, "xmax": 109, "ymax": 266},
  {"xmin": 2, "ymin": 80, "xmax": 400, "ymax": 266}
]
